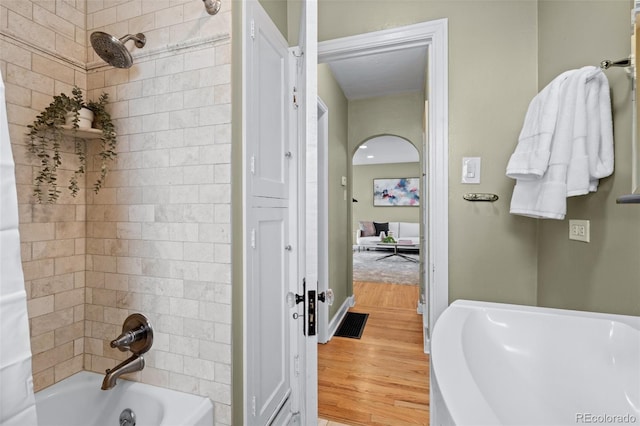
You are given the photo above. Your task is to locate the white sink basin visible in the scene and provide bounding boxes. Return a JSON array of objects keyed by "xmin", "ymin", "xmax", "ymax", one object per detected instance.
[{"xmin": 431, "ymin": 300, "xmax": 640, "ymax": 425}]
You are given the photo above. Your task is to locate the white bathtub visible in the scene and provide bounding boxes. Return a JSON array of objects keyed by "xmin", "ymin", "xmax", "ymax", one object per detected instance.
[
  {"xmin": 35, "ymin": 371, "xmax": 214, "ymax": 426},
  {"xmin": 432, "ymin": 300, "xmax": 640, "ymax": 426}
]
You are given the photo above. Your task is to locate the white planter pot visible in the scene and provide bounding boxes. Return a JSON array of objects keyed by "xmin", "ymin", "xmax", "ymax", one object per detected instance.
[{"xmin": 65, "ymin": 107, "xmax": 94, "ymax": 129}]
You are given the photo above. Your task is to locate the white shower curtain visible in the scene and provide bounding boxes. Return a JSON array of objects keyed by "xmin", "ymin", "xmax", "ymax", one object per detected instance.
[{"xmin": 0, "ymin": 74, "xmax": 39, "ymax": 424}]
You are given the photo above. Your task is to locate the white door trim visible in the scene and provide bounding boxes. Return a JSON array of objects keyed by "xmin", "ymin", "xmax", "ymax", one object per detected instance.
[
  {"xmin": 316, "ymin": 97, "xmax": 330, "ymax": 343},
  {"xmin": 318, "ymin": 19, "xmax": 449, "ymax": 425}
]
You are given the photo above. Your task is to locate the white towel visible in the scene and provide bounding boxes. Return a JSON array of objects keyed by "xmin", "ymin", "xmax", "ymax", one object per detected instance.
[
  {"xmin": 506, "ymin": 70, "xmax": 576, "ymax": 180},
  {"xmin": 587, "ymin": 69, "xmax": 614, "ymax": 181},
  {"xmin": 507, "ymin": 66, "xmax": 614, "ymax": 220}
]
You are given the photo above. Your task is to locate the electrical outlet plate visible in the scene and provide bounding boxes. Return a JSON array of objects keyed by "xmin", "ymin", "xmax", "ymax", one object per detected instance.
[{"xmin": 569, "ymin": 219, "xmax": 590, "ymax": 243}]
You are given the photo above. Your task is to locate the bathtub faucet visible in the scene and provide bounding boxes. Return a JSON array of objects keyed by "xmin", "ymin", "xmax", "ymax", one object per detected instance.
[
  {"xmin": 102, "ymin": 313, "xmax": 153, "ymax": 390},
  {"xmin": 111, "ymin": 324, "xmax": 148, "ymax": 351},
  {"xmin": 101, "ymin": 354, "xmax": 145, "ymax": 390}
]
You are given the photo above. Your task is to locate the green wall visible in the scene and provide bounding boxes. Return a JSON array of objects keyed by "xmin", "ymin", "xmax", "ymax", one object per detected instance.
[
  {"xmin": 258, "ymin": 0, "xmax": 288, "ymax": 39},
  {"xmin": 321, "ymin": 0, "xmax": 540, "ymax": 306},
  {"xmin": 348, "ymin": 93, "xmax": 424, "ymax": 156},
  {"xmin": 536, "ymin": 0, "xmax": 640, "ymax": 316},
  {"xmin": 318, "ymin": 64, "xmax": 351, "ymax": 321}
]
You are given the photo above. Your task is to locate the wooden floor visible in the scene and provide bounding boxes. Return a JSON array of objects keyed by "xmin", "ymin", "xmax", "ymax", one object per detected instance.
[{"xmin": 318, "ymin": 281, "xmax": 430, "ymax": 425}]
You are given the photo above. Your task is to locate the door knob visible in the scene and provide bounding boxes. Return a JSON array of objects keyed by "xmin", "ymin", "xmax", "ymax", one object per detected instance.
[
  {"xmin": 286, "ymin": 291, "xmax": 304, "ymax": 308},
  {"xmin": 318, "ymin": 289, "xmax": 334, "ymax": 306}
]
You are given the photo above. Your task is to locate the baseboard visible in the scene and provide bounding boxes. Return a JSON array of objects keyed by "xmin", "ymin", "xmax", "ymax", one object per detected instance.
[{"xmin": 326, "ymin": 295, "xmax": 355, "ymax": 341}]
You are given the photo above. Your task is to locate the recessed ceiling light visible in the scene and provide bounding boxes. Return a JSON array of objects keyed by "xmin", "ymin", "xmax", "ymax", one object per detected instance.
[
  {"xmin": 367, "ymin": 155, "xmax": 374, "ymax": 159},
  {"xmin": 359, "ymin": 145, "xmax": 368, "ymax": 149}
]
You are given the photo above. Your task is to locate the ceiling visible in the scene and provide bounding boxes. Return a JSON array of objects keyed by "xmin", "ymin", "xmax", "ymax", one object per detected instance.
[
  {"xmin": 352, "ymin": 135, "xmax": 419, "ymax": 165},
  {"xmin": 326, "ymin": 44, "xmax": 428, "ymax": 100},
  {"xmin": 324, "ymin": 45, "xmax": 427, "ymax": 165}
]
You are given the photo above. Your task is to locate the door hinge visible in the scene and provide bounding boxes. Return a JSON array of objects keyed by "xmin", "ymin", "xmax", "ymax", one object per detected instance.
[
  {"xmin": 250, "ymin": 19, "xmax": 255, "ymax": 40},
  {"xmin": 294, "ymin": 355, "xmax": 300, "ymax": 377},
  {"xmin": 251, "ymin": 395, "xmax": 256, "ymax": 416},
  {"xmin": 292, "ymin": 87, "xmax": 299, "ymax": 109},
  {"xmin": 250, "ymin": 155, "xmax": 255, "ymax": 174},
  {"xmin": 251, "ymin": 229, "xmax": 256, "ymax": 249}
]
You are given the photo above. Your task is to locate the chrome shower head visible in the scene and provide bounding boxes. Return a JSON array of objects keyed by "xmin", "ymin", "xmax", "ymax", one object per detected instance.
[
  {"xmin": 202, "ymin": 0, "xmax": 221, "ymax": 15},
  {"xmin": 90, "ymin": 32, "xmax": 147, "ymax": 69}
]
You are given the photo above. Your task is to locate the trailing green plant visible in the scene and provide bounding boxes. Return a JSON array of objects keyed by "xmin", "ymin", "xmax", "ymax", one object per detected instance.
[{"xmin": 27, "ymin": 86, "xmax": 117, "ymax": 203}]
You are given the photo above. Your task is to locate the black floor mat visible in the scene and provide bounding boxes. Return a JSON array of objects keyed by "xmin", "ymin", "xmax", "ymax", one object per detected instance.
[{"xmin": 334, "ymin": 312, "xmax": 369, "ymax": 339}]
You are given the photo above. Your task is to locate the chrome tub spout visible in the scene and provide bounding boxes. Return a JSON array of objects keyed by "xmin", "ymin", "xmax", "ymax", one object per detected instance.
[{"xmin": 101, "ymin": 354, "xmax": 145, "ymax": 390}]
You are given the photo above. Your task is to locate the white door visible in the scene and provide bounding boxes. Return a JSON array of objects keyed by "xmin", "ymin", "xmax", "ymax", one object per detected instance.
[
  {"xmin": 245, "ymin": 1, "xmax": 295, "ymax": 424},
  {"xmin": 244, "ymin": 0, "xmax": 318, "ymax": 424}
]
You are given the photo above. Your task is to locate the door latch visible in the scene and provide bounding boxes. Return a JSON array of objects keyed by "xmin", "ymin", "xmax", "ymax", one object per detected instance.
[
  {"xmin": 307, "ymin": 290, "xmax": 316, "ymax": 336},
  {"xmin": 286, "ymin": 278, "xmax": 317, "ymax": 336}
]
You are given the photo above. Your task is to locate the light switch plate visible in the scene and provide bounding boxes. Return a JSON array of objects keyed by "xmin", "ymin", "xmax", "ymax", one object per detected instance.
[{"xmin": 461, "ymin": 157, "xmax": 481, "ymax": 184}]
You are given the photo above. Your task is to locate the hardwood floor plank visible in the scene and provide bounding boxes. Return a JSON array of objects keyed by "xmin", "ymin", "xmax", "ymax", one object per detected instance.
[{"xmin": 318, "ymin": 281, "xmax": 430, "ymax": 425}]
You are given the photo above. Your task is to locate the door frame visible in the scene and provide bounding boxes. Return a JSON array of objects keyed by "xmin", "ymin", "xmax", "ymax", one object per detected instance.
[
  {"xmin": 318, "ymin": 18, "xmax": 449, "ymax": 343},
  {"xmin": 316, "ymin": 97, "xmax": 331, "ymax": 344},
  {"xmin": 317, "ymin": 19, "xmax": 449, "ymax": 424}
]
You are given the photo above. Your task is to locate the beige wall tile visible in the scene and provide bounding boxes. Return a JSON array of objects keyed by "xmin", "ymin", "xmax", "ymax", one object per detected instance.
[
  {"xmin": 32, "ymin": 341, "xmax": 73, "ymax": 373},
  {"xmin": 55, "ymin": 254, "xmax": 85, "ymax": 274},
  {"xmin": 32, "ymin": 368, "xmax": 54, "ymax": 393},
  {"xmin": 54, "ymin": 354, "xmax": 83, "ymax": 382},
  {"xmin": 30, "ymin": 307, "xmax": 74, "ymax": 336},
  {"xmin": 31, "ymin": 273, "xmax": 74, "ymax": 298},
  {"xmin": 32, "ymin": 239, "xmax": 75, "ymax": 260},
  {"xmin": 54, "ymin": 288, "xmax": 84, "ymax": 310},
  {"xmin": 20, "ymin": 222, "xmax": 55, "ymax": 242},
  {"xmin": 27, "ymin": 295, "xmax": 54, "ymax": 318},
  {"xmin": 30, "ymin": 331, "xmax": 55, "ymax": 355},
  {"xmin": 22, "ymin": 259, "xmax": 54, "ymax": 281},
  {"xmin": 54, "ymin": 321, "xmax": 84, "ymax": 346}
]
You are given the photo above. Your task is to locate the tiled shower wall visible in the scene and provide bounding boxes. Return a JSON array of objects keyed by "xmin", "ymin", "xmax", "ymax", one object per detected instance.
[
  {"xmin": 1, "ymin": 1, "xmax": 232, "ymax": 424},
  {"xmin": 0, "ymin": 0, "xmax": 88, "ymax": 392},
  {"xmin": 84, "ymin": 1, "xmax": 232, "ymax": 422}
]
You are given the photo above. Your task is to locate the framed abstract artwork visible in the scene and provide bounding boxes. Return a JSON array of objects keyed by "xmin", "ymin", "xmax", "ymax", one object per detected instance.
[{"xmin": 373, "ymin": 178, "xmax": 420, "ymax": 206}]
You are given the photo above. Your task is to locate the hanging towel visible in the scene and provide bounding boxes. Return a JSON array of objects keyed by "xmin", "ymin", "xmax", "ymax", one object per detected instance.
[
  {"xmin": 507, "ymin": 66, "xmax": 614, "ymax": 219},
  {"xmin": 506, "ymin": 69, "xmax": 576, "ymax": 180}
]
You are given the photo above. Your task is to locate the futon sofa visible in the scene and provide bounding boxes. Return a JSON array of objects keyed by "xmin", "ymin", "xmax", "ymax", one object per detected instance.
[{"xmin": 356, "ymin": 221, "xmax": 420, "ymax": 249}]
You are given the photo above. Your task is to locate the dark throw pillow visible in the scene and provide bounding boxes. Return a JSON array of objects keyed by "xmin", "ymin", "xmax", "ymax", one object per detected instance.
[{"xmin": 373, "ymin": 222, "xmax": 389, "ymax": 236}]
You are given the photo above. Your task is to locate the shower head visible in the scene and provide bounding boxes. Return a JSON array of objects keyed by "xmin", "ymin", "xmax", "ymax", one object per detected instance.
[
  {"xmin": 90, "ymin": 32, "xmax": 147, "ymax": 69},
  {"xmin": 202, "ymin": 0, "xmax": 221, "ymax": 15}
]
